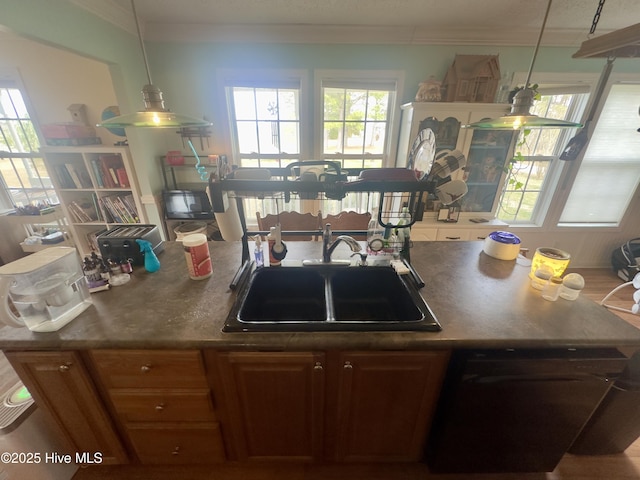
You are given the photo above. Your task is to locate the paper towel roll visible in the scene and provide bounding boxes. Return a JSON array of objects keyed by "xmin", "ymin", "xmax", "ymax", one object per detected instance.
[{"xmin": 214, "ymin": 195, "xmax": 244, "ymax": 241}]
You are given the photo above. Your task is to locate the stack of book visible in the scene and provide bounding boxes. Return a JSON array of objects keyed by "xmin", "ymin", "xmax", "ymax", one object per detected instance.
[
  {"xmin": 89, "ymin": 154, "xmax": 130, "ymax": 189},
  {"xmin": 67, "ymin": 195, "xmax": 101, "ymax": 223},
  {"xmin": 54, "ymin": 163, "xmax": 93, "ymax": 189},
  {"xmin": 99, "ymin": 194, "xmax": 140, "ymax": 224}
]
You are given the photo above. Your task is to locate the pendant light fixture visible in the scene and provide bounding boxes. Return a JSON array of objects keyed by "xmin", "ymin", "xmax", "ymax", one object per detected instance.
[
  {"xmin": 465, "ymin": 0, "xmax": 583, "ymax": 130},
  {"xmin": 97, "ymin": 0, "xmax": 211, "ymax": 129}
]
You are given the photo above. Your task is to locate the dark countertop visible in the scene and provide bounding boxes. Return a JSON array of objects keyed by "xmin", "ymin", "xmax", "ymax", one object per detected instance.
[{"xmin": 2, "ymin": 241, "xmax": 640, "ymax": 352}]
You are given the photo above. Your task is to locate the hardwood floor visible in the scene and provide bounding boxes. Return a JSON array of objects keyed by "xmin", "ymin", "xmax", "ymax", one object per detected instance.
[{"xmin": 72, "ymin": 268, "xmax": 640, "ymax": 480}]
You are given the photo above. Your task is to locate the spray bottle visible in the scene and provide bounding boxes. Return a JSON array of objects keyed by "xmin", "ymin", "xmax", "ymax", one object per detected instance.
[
  {"xmin": 254, "ymin": 235, "xmax": 264, "ymax": 268},
  {"xmin": 136, "ymin": 239, "xmax": 161, "ymax": 273}
]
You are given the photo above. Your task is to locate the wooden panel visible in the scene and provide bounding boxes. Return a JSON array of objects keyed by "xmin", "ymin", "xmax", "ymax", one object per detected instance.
[
  {"xmin": 214, "ymin": 351, "xmax": 325, "ymax": 461},
  {"xmin": 126, "ymin": 422, "xmax": 225, "ymax": 464},
  {"xmin": 332, "ymin": 350, "xmax": 450, "ymax": 462},
  {"xmin": 109, "ymin": 389, "xmax": 216, "ymax": 423},
  {"xmin": 91, "ymin": 350, "xmax": 208, "ymax": 389},
  {"xmin": 5, "ymin": 350, "xmax": 128, "ymax": 465}
]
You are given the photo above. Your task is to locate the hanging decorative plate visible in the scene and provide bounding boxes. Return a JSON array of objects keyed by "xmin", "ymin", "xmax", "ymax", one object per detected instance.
[{"xmin": 407, "ymin": 127, "xmax": 436, "ymax": 180}]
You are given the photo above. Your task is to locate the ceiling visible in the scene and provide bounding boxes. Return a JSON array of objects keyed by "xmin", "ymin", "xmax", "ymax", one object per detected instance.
[{"xmin": 70, "ymin": 0, "xmax": 640, "ymax": 47}]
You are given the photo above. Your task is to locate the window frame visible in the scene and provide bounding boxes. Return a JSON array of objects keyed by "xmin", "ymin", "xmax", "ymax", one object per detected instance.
[
  {"xmin": 313, "ymin": 69, "xmax": 404, "ymax": 168},
  {"xmin": 218, "ymin": 68, "xmax": 310, "ymax": 168},
  {"xmin": 557, "ymin": 75, "xmax": 640, "ymax": 229},
  {"xmin": 497, "ymin": 72, "xmax": 598, "ymax": 229},
  {"xmin": 0, "ymin": 71, "xmax": 58, "ymax": 213}
]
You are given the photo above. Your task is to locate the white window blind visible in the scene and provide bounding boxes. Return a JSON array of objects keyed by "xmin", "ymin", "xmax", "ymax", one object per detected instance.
[{"xmin": 560, "ymin": 84, "xmax": 640, "ymax": 224}]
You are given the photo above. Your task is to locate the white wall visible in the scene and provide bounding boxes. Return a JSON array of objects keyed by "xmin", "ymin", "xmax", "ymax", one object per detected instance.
[{"xmin": 0, "ymin": 31, "xmax": 120, "ymax": 146}]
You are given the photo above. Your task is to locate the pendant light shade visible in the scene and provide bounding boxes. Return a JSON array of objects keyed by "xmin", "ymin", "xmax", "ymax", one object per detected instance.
[
  {"xmin": 97, "ymin": 0, "xmax": 211, "ymax": 130},
  {"xmin": 465, "ymin": 0, "xmax": 582, "ymax": 131}
]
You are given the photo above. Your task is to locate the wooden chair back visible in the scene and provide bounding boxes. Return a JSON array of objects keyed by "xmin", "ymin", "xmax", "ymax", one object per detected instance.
[
  {"xmin": 256, "ymin": 211, "xmax": 322, "ymax": 241},
  {"xmin": 321, "ymin": 211, "xmax": 371, "ymax": 240}
]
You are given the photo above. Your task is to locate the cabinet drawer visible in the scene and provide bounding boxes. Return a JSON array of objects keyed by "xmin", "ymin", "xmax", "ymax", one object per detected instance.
[
  {"xmin": 91, "ymin": 350, "xmax": 208, "ymax": 389},
  {"xmin": 436, "ymin": 229, "xmax": 470, "ymax": 241},
  {"xmin": 110, "ymin": 390, "xmax": 216, "ymax": 423},
  {"xmin": 126, "ymin": 423, "xmax": 226, "ymax": 464},
  {"xmin": 411, "ymin": 227, "xmax": 438, "ymax": 241}
]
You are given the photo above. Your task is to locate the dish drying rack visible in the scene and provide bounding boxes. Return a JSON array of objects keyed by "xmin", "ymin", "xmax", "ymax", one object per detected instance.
[{"xmin": 207, "ymin": 161, "xmax": 436, "ymax": 285}]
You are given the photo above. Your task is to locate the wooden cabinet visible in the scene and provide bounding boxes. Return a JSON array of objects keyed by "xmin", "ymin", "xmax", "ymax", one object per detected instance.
[
  {"xmin": 210, "ymin": 351, "xmax": 325, "ymax": 462},
  {"xmin": 90, "ymin": 349, "xmax": 226, "ymax": 465},
  {"xmin": 4, "ymin": 351, "xmax": 128, "ymax": 465},
  {"xmin": 41, "ymin": 146, "xmax": 147, "ymax": 256},
  {"xmin": 208, "ymin": 350, "xmax": 449, "ymax": 463},
  {"xmin": 328, "ymin": 351, "xmax": 450, "ymax": 462},
  {"xmin": 396, "ymin": 102, "xmax": 516, "ymax": 217}
]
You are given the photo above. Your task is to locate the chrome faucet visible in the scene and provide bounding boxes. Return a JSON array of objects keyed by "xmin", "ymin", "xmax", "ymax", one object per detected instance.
[{"xmin": 322, "ymin": 224, "xmax": 363, "ymax": 263}]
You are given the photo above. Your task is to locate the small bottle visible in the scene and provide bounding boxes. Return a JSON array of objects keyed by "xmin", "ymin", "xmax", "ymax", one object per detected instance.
[
  {"xmin": 559, "ymin": 273, "xmax": 585, "ymax": 301},
  {"xmin": 181, "ymin": 234, "xmax": 212, "ymax": 280},
  {"xmin": 531, "ymin": 265, "xmax": 553, "ymax": 290},
  {"xmin": 542, "ymin": 276, "xmax": 563, "ymax": 301},
  {"xmin": 254, "ymin": 235, "xmax": 264, "ymax": 268}
]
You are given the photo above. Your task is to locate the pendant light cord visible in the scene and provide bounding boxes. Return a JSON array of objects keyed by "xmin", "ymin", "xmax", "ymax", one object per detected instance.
[
  {"xmin": 131, "ymin": 0, "xmax": 153, "ymax": 86},
  {"xmin": 524, "ymin": 0, "xmax": 553, "ymax": 89}
]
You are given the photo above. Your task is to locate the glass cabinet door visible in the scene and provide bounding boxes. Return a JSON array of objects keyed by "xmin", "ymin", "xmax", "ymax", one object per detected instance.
[{"xmin": 459, "ymin": 129, "xmax": 515, "ymax": 213}]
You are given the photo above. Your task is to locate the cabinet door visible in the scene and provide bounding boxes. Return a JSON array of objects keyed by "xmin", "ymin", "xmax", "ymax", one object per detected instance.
[
  {"xmin": 213, "ymin": 351, "xmax": 325, "ymax": 461},
  {"xmin": 330, "ymin": 351, "xmax": 449, "ymax": 462},
  {"xmin": 5, "ymin": 351, "xmax": 128, "ymax": 465}
]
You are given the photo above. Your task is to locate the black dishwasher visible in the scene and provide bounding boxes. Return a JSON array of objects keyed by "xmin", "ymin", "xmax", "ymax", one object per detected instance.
[{"xmin": 425, "ymin": 348, "xmax": 627, "ymax": 473}]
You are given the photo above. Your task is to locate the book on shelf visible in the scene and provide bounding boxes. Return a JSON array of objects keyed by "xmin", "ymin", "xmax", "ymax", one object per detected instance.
[
  {"xmin": 96, "ymin": 154, "xmax": 126, "ymax": 189},
  {"xmin": 67, "ymin": 195, "xmax": 101, "ymax": 223},
  {"xmin": 90, "ymin": 159, "xmax": 104, "ymax": 187},
  {"xmin": 64, "ymin": 163, "xmax": 92, "ymax": 189},
  {"xmin": 99, "ymin": 194, "xmax": 140, "ymax": 224}
]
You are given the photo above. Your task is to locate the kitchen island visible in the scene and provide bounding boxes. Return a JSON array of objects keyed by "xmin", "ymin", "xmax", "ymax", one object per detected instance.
[
  {"xmin": 1, "ymin": 241, "xmax": 639, "ymax": 472},
  {"xmin": 1, "ymin": 240, "xmax": 639, "ymax": 350}
]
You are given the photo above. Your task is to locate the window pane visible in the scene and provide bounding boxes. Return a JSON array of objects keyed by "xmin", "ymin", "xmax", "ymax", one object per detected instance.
[
  {"xmin": 560, "ymin": 84, "xmax": 640, "ymax": 224},
  {"xmin": 229, "ymin": 85, "xmax": 301, "ymax": 166},
  {"xmin": 497, "ymin": 90, "xmax": 587, "ymax": 223}
]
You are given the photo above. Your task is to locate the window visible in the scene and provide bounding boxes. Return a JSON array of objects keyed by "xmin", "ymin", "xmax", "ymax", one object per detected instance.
[
  {"xmin": 0, "ymin": 83, "xmax": 57, "ymax": 213},
  {"xmin": 497, "ymin": 88, "xmax": 588, "ymax": 224},
  {"xmin": 318, "ymin": 72, "xmax": 401, "ymax": 170},
  {"xmin": 224, "ymin": 71, "xmax": 305, "ymax": 169},
  {"xmin": 560, "ymin": 83, "xmax": 640, "ymax": 225},
  {"xmin": 223, "ymin": 69, "xmax": 402, "ymax": 220}
]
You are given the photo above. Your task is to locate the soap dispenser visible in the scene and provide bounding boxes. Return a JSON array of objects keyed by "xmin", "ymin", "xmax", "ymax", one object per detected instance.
[{"xmin": 267, "ymin": 225, "xmax": 287, "ymax": 266}]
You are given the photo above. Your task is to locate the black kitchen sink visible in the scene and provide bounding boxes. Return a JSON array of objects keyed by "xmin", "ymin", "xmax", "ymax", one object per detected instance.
[
  {"xmin": 224, "ymin": 265, "xmax": 441, "ymax": 332},
  {"xmin": 330, "ymin": 268, "xmax": 425, "ymax": 322}
]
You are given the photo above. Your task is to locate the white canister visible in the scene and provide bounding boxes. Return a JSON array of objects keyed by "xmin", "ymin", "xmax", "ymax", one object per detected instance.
[
  {"xmin": 182, "ymin": 233, "xmax": 213, "ymax": 280},
  {"xmin": 483, "ymin": 231, "xmax": 521, "ymax": 261}
]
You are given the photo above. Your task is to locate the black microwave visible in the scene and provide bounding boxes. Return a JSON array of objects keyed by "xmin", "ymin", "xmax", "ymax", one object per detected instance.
[{"xmin": 162, "ymin": 190, "xmax": 214, "ymax": 219}]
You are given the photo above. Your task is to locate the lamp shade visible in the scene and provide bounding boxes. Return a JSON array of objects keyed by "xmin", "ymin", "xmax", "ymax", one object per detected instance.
[
  {"xmin": 97, "ymin": 110, "xmax": 211, "ymax": 129},
  {"xmin": 466, "ymin": 88, "xmax": 583, "ymax": 130}
]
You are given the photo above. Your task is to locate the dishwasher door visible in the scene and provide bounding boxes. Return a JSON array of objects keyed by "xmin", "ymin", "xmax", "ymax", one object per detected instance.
[{"xmin": 425, "ymin": 348, "xmax": 627, "ymax": 474}]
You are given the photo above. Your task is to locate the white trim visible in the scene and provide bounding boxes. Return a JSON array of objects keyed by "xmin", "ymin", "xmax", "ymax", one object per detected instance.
[{"xmin": 217, "ymin": 69, "xmax": 310, "ymax": 163}]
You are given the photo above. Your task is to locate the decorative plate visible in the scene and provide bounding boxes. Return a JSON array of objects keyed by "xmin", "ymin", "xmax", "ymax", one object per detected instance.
[{"xmin": 408, "ymin": 127, "xmax": 436, "ymax": 180}]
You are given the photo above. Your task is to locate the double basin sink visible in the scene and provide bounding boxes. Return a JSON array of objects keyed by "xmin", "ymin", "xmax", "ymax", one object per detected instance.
[{"xmin": 224, "ymin": 265, "xmax": 441, "ymax": 332}]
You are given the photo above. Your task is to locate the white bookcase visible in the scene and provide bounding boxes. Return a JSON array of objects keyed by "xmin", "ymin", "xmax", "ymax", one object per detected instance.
[{"xmin": 41, "ymin": 146, "xmax": 147, "ymax": 257}]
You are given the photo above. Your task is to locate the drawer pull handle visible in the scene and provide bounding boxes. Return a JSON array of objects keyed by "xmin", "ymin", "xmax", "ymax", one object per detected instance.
[
  {"xmin": 344, "ymin": 361, "xmax": 353, "ymax": 369},
  {"xmin": 172, "ymin": 447, "xmax": 180, "ymax": 456},
  {"xmin": 58, "ymin": 364, "xmax": 71, "ymax": 372},
  {"xmin": 313, "ymin": 362, "xmax": 323, "ymax": 371},
  {"xmin": 446, "ymin": 236, "xmax": 461, "ymax": 240},
  {"xmin": 155, "ymin": 403, "xmax": 165, "ymax": 412},
  {"xmin": 140, "ymin": 364, "xmax": 152, "ymax": 373}
]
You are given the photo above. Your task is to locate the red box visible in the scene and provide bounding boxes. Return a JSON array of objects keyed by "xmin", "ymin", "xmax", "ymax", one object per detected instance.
[{"xmin": 41, "ymin": 124, "xmax": 96, "ymax": 139}]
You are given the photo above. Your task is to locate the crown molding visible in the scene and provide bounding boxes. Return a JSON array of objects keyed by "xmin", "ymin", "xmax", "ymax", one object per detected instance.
[{"xmin": 143, "ymin": 23, "xmax": 601, "ymax": 47}]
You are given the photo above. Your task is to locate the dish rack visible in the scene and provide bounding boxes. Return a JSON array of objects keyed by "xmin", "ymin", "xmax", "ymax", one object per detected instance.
[{"xmin": 208, "ymin": 162, "xmax": 436, "ymax": 284}]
